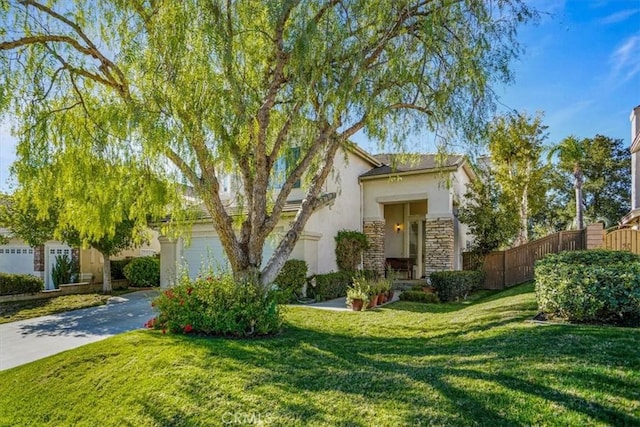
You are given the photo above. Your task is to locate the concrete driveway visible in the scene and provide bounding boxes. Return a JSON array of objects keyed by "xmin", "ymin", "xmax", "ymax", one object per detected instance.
[{"xmin": 0, "ymin": 290, "xmax": 158, "ymax": 371}]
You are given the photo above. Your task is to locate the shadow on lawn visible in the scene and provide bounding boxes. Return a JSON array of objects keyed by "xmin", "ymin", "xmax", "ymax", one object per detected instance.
[
  {"xmin": 386, "ymin": 282, "xmax": 536, "ymax": 314},
  {"xmin": 140, "ymin": 312, "xmax": 640, "ymax": 426}
]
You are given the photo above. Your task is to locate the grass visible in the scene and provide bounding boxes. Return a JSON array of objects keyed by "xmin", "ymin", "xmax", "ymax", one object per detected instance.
[
  {"xmin": 0, "ymin": 289, "xmax": 136, "ymax": 324},
  {"xmin": 0, "ymin": 282, "xmax": 638, "ymax": 426}
]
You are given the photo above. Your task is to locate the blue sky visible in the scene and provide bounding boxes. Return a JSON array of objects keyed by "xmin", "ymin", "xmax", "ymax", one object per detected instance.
[{"xmin": 1, "ymin": 0, "xmax": 639, "ymax": 191}]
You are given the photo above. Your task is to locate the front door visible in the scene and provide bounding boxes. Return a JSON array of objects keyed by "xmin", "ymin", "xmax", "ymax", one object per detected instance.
[{"xmin": 408, "ymin": 219, "xmax": 426, "ymax": 279}]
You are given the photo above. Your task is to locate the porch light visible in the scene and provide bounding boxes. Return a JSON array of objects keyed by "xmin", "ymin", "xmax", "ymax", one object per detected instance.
[{"xmin": 395, "ymin": 223, "xmax": 401, "ymax": 233}]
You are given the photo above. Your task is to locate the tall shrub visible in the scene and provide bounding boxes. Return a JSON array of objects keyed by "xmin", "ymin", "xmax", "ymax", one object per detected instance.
[
  {"xmin": 335, "ymin": 230, "xmax": 368, "ymax": 272},
  {"xmin": 274, "ymin": 259, "xmax": 308, "ymax": 303},
  {"xmin": 124, "ymin": 256, "xmax": 160, "ymax": 287}
]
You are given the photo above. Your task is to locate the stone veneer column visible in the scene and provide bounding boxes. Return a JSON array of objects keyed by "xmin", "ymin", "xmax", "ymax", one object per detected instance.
[
  {"xmin": 424, "ymin": 217, "xmax": 454, "ymax": 277},
  {"xmin": 363, "ymin": 220, "xmax": 385, "ymax": 276},
  {"xmin": 33, "ymin": 245, "xmax": 45, "ymax": 272}
]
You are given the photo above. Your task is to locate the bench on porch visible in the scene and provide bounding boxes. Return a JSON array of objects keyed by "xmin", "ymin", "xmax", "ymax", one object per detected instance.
[{"xmin": 385, "ymin": 257, "xmax": 414, "ymax": 279}]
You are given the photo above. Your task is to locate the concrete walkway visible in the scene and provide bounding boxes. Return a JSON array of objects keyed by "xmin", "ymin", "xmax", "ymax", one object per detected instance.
[
  {"xmin": 297, "ymin": 290, "xmax": 401, "ymax": 311},
  {"xmin": 0, "ymin": 290, "xmax": 158, "ymax": 371}
]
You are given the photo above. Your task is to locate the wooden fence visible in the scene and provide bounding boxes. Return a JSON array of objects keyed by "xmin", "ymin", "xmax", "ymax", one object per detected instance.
[
  {"xmin": 463, "ymin": 229, "xmax": 586, "ymax": 289},
  {"xmin": 604, "ymin": 226, "xmax": 640, "ymax": 254}
]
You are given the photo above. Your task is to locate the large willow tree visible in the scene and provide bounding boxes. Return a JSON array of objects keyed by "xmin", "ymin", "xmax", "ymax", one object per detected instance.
[{"xmin": 0, "ymin": 0, "xmax": 536, "ymax": 285}]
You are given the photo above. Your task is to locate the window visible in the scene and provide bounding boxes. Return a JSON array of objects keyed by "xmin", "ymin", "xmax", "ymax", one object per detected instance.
[
  {"xmin": 220, "ymin": 174, "xmax": 231, "ymax": 193},
  {"xmin": 0, "ymin": 249, "xmax": 4, "ymax": 254},
  {"xmin": 273, "ymin": 147, "xmax": 301, "ymax": 189}
]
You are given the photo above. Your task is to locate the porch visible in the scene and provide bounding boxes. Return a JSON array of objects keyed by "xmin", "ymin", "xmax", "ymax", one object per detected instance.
[{"xmin": 361, "ymin": 200, "xmax": 457, "ymax": 279}]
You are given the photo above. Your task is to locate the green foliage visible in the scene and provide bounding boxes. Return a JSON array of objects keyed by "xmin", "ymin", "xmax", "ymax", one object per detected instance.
[
  {"xmin": 110, "ymin": 259, "xmax": 133, "ymax": 280},
  {"xmin": 399, "ymin": 291, "xmax": 440, "ymax": 304},
  {"xmin": 149, "ymin": 274, "xmax": 282, "ymax": 336},
  {"xmin": 334, "ymin": 230, "xmax": 368, "ymax": 272},
  {"xmin": 308, "ymin": 271, "xmax": 353, "ymax": 302},
  {"xmin": 545, "ymin": 135, "xmax": 630, "ymax": 230},
  {"xmin": 0, "ymin": 0, "xmax": 537, "ymax": 285},
  {"xmin": 458, "ymin": 167, "xmax": 519, "ymax": 253},
  {"xmin": 0, "ymin": 273, "xmax": 44, "ymax": 296},
  {"xmin": 346, "ymin": 275, "xmax": 371, "ymax": 309},
  {"xmin": 430, "ymin": 270, "xmax": 484, "ymax": 302},
  {"xmin": 123, "ymin": 257, "xmax": 160, "ymax": 287},
  {"xmin": 51, "ymin": 254, "xmax": 78, "ymax": 288},
  {"xmin": 487, "ymin": 112, "xmax": 549, "ymax": 245},
  {"xmin": 535, "ymin": 250, "xmax": 640, "ymax": 323},
  {"xmin": 0, "ymin": 193, "xmax": 58, "ymax": 247},
  {"xmin": 273, "ymin": 259, "xmax": 308, "ymax": 303}
]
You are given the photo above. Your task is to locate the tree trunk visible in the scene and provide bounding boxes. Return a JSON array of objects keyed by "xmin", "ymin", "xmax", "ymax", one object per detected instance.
[
  {"xmin": 574, "ymin": 169, "xmax": 584, "ymax": 230},
  {"xmin": 575, "ymin": 186, "xmax": 584, "ymax": 230},
  {"xmin": 102, "ymin": 253, "xmax": 112, "ymax": 294}
]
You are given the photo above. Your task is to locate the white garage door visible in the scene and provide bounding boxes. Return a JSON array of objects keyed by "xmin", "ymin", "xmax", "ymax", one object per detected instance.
[
  {"xmin": 0, "ymin": 245, "xmax": 35, "ymax": 275},
  {"xmin": 182, "ymin": 237, "xmax": 230, "ymax": 279},
  {"xmin": 181, "ymin": 237, "xmax": 277, "ymax": 279}
]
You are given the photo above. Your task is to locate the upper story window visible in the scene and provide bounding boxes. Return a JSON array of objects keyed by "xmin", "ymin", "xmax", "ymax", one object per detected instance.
[
  {"xmin": 219, "ymin": 174, "xmax": 231, "ymax": 194},
  {"xmin": 273, "ymin": 147, "xmax": 301, "ymax": 189}
]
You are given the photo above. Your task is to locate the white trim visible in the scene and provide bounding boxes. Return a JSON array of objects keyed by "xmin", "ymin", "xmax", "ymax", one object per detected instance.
[{"xmin": 376, "ymin": 193, "xmax": 429, "ymax": 204}]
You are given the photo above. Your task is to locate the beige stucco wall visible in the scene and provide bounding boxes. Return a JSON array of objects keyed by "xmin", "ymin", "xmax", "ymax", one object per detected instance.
[
  {"xmin": 450, "ymin": 166, "xmax": 473, "ymax": 269},
  {"xmin": 303, "ymin": 148, "xmax": 374, "ymax": 273},
  {"xmin": 362, "ymin": 171, "xmax": 453, "ymax": 221},
  {"xmin": 383, "ymin": 204, "xmax": 405, "ymax": 257}
]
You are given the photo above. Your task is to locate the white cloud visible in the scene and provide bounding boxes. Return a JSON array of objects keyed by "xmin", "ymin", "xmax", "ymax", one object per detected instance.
[
  {"xmin": 610, "ymin": 34, "xmax": 640, "ymax": 83},
  {"xmin": 600, "ymin": 8, "xmax": 640, "ymax": 25}
]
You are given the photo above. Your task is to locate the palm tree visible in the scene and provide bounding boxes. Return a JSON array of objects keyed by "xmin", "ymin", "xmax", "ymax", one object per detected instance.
[{"xmin": 548, "ymin": 136, "xmax": 586, "ymax": 230}]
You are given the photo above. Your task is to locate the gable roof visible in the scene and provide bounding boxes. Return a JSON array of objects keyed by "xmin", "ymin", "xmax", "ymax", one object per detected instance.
[{"xmin": 359, "ymin": 154, "xmax": 465, "ymax": 179}]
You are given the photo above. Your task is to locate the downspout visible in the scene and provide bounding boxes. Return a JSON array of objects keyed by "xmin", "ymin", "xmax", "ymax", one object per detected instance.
[{"xmin": 359, "ymin": 180, "xmax": 364, "ymax": 270}]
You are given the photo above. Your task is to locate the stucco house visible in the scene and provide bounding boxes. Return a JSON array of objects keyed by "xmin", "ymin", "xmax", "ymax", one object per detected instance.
[
  {"xmin": 159, "ymin": 146, "xmax": 474, "ymax": 287},
  {"xmin": 622, "ymin": 105, "xmax": 640, "ymax": 225},
  {"xmin": 0, "ymin": 230, "xmax": 160, "ymax": 290}
]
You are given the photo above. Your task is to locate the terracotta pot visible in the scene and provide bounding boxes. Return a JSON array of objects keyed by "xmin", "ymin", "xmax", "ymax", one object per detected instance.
[
  {"xmin": 351, "ymin": 299, "xmax": 364, "ymax": 311},
  {"xmin": 378, "ymin": 293, "xmax": 387, "ymax": 304},
  {"xmin": 367, "ymin": 294, "xmax": 378, "ymax": 308},
  {"xmin": 387, "ymin": 290, "xmax": 395, "ymax": 300}
]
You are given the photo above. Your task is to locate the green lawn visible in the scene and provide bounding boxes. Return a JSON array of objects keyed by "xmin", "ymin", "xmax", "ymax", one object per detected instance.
[
  {"xmin": 1, "ymin": 283, "xmax": 638, "ymax": 426},
  {"xmin": 0, "ymin": 289, "xmax": 137, "ymax": 324},
  {"xmin": 0, "ymin": 294, "xmax": 111, "ymax": 324}
]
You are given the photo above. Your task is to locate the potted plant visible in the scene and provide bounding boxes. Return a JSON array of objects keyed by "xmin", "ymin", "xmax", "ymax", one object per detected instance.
[
  {"xmin": 376, "ymin": 278, "xmax": 392, "ymax": 304},
  {"xmin": 346, "ymin": 275, "xmax": 370, "ymax": 311},
  {"xmin": 367, "ymin": 281, "xmax": 380, "ymax": 308},
  {"xmin": 346, "ymin": 287, "xmax": 369, "ymax": 311}
]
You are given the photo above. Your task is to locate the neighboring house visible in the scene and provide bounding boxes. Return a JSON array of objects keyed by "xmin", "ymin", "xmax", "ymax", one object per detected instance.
[
  {"xmin": 159, "ymin": 146, "xmax": 475, "ymax": 287},
  {"xmin": 0, "ymin": 229, "xmax": 160, "ymax": 290},
  {"xmin": 623, "ymin": 105, "xmax": 640, "ymax": 225}
]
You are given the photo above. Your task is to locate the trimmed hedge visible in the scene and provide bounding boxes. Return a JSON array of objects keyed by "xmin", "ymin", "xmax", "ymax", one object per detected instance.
[
  {"xmin": 430, "ymin": 270, "xmax": 484, "ymax": 302},
  {"xmin": 334, "ymin": 230, "xmax": 368, "ymax": 271},
  {"xmin": 124, "ymin": 256, "xmax": 160, "ymax": 287},
  {"xmin": 274, "ymin": 259, "xmax": 308, "ymax": 303},
  {"xmin": 0, "ymin": 273, "xmax": 44, "ymax": 295},
  {"xmin": 535, "ymin": 250, "xmax": 640, "ymax": 323},
  {"xmin": 308, "ymin": 271, "xmax": 353, "ymax": 302},
  {"xmin": 399, "ymin": 291, "xmax": 439, "ymax": 303},
  {"xmin": 111, "ymin": 259, "xmax": 133, "ymax": 280}
]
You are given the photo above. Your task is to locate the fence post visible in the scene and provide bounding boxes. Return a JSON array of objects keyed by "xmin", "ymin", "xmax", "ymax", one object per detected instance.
[
  {"xmin": 558, "ymin": 231, "xmax": 563, "ymax": 252},
  {"xmin": 585, "ymin": 223, "xmax": 604, "ymax": 250}
]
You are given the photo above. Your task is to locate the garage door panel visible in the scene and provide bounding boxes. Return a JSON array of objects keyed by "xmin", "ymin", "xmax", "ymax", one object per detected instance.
[
  {"xmin": 182, "ymin": 237, "xmax": 230, "ymax": 279},
  {"xmin": 0, "ymin": 245, "xmax": 35, "ymax": 275},
  {"xmin": 182, "ymin": 237, "xmax": 278, "ymax": 279}
]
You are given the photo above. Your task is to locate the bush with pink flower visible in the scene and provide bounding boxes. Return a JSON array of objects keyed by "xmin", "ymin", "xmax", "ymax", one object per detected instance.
[{"xmin": 146, "ymin": 272, "xmax": 282, "ymax": 337}]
